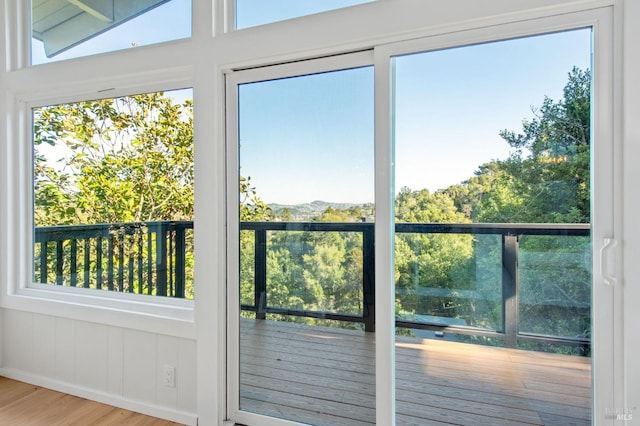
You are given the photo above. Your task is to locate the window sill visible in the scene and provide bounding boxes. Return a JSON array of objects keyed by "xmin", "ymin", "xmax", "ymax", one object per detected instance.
[{"xmin": 1, "ymin": 285, "xmax": 196, "ymax": 338}]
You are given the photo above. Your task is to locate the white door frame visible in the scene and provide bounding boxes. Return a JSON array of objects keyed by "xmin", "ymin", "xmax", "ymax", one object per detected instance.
[{"xmin": 224, "ymin": 6, "xmax": 620, "ymax": 425}]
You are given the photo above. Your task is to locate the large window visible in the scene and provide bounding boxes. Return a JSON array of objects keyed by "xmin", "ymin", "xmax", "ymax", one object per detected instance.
[
  {"xmin": 31, "ymin": 0, "xmax": 192, "ymax": 64},
  {"xmin": 32, "ymin": 89, "xmax": 194, "ymax": 299}
]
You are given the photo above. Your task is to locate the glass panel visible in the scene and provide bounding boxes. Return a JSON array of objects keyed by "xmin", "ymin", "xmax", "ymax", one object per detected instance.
[
  {"xmin": 235, "ymin": 0, "xmax": 375, "ymax": 29},
  {"xmin": 31, "ymin": 0, "xmax": 191, "ymax": 64},
  {"xmin": 395, "ymin": 232, "xmax": 503, "ymax": 335},
  {"xmin": 33, "ymin": 89, "xmax": 194, "ymax": 299},
  {"xmin": 266, "ymin": 230, "xmax": 364, "ymax": 316},
  {"xmin": 518, "ymin": 234, "xmax": 591, "ymax": 355},
  {"xmin": 237, "ymin": 67, "xmax": 375, "ymax": 424},
  {"xmin": 392, "ymin": 29, "xmax": 592, "ymax": 424}
]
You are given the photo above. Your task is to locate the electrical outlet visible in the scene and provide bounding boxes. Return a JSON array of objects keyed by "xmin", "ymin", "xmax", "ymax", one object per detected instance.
[{"xmin": 163, "ymin": 365, "xmax": 176, "ymax": 388}]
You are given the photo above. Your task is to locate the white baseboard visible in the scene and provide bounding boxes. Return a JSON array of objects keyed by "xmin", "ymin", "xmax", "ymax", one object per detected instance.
[{"xmin": 0, "ymin": 368, "xmax": 198, "ymax": 425}]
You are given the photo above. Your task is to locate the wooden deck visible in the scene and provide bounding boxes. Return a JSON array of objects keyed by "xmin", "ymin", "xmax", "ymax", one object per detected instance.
[{"xmin": 240, "ymin": 319, "xmax": 591, "ymax": 425}]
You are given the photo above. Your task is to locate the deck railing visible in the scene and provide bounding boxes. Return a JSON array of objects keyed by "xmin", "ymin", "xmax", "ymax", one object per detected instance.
[
  {"xmin": 34, "ymin": 221, "xmax": 193, "ymax": 297},
  {"xmin": 240, "ymin": 222, "xmax": 591, "ymax": 351},
  {"xmin": 34, "ymin": 220, "xmax": 590, "ymax": 350}
]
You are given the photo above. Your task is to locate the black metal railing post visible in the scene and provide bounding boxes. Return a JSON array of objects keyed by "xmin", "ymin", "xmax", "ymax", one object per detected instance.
[
  {"xmin": 39, "ymin": 241, "xmax": 48, "ymax": 283},
  {"xmin": 96, "ymin": 236, "xmax": 103, "ymax": 289},
  {"xmin": 255, "ymin": 229, "xmax": 268, "ymax": 320},
  {"xmin": 83, "ymin": 239, "xmax": 90, "ymax": 287},
  {"xmin": 146, "ymin": 228, "xmax": 153, "ymax": 295},
  {"xmin": 502, "ymin": 234, "xmax": 519, "ymax": 348},
  {"xmin": 55, "ymin": 241, "xmax": 64, "ymax": 285},
  {"xmin": 127, "ymin": 230, "xmax": 134, "ymax": 293},
  {"xmin": 137, "ymin": 232, "xmax": 144, "ymax": 294},
  {"xmin": 362, "ymin": 226, "xmax": 375, "ymax": 333},
  {"xmin": 107, "ymin": 233, "xmax": 115, "ymax": 291},
  {"xmin": 175, "ymin": 225, "xmax": 186, "ymax": 298},
  {"xmin": 70, "ymin": 240, "xmax": 78, "ymax": 287},
  {"xmin": 118, "ymin": 230, "xmax": 125, "ymax": 292},
  {"xmin": 155, "ymin": 222, "xmax": 168, "ymax": 297},
  {"xmin": 168, "ymin": 227, "xmax": 174, "ymax": 296}
]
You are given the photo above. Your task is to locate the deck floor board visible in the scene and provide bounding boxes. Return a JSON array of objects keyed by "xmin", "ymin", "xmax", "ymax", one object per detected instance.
[{"xmin": 239, "ymin": 319, "xmax": 591, "ymax": 425}]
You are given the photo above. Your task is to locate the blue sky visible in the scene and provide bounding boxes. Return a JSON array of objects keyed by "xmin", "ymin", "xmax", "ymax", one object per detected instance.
[
  {"xmin": 31, "ymin": 2, "xmax": 591, "ymax": 206},
  {"xmin": 394, "ymin": 28, "xmax": 592, "ymax": 196},
  {"xmin": 240, "ymin": 28, "xmax": 591, "ymax": 204},
  {"xmin": 239, "ymin": 67, "xmax": 374, "ymax": 204}
]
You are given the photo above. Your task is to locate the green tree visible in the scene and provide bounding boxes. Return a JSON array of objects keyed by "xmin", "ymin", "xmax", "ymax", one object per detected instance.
[
  {"xmin": 34, "ymin": 93, "xmax": 194, "ymax": 226},
  {"xmin": 465, "ymin": 161, "xmax": 525, "ymax": 223},
  {"xmin": 33, "ymin": 93, "xmax": 197, "ymax": 296},
  {"xmin": 240, "ymin": 175, "xmax": 272, "ymax": 221},
  {"xmin": 263, "ymin": 229, "xmax": 363, "ymax": 320},
  {"xmin": 314, "ymin": 206, "xmax": 363, "ymax": 222},
  {"xmin": 393, "ymin": 187, "xmax": 487, "ymax": 327},
  {"xmin": 396, "ymin": 187, "xmax": 468, "ymax": 223},
  {"xmin": 445, "ymin": 67, "xmax": 591, "ymax": 224}
]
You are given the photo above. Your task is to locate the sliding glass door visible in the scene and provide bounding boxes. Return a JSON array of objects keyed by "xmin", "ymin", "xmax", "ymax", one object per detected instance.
[
  {"xmin": 226, "ymin": 52, "xmax": 376, "ymax": 426},
  {"xmin": 390, "ymin": 29, "xmax": 595, "ymax": 425},
  {"xmin": 227, "ymin": 8, "xmax": 616, "ymax": 425}
]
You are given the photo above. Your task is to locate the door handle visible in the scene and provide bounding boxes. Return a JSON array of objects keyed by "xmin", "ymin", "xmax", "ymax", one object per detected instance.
[{"xmin": 600, "ymin": 237, "xmax": 618, "ymax": 286}]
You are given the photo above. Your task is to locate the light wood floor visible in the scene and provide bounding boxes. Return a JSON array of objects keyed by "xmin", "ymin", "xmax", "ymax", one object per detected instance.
[
  {"xmin": 0, "ymin": 377, "xmax": 183, "ymax": 426},
  {"xmin": 240, "ymin": 319, "xmax": 592, "ymax": 426}
]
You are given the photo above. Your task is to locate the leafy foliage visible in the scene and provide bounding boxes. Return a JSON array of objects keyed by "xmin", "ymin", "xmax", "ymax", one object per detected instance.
[
  {"xmin": 34, "ymin": 92, "xmax": 196, "ymax": 297},
  {"xmin": 34, "ymin": 93, "xmax": 194, "ymax": 225},
  {"xmin": 451, "ymin": 66, "xmax": 591, "ymax": 224}
]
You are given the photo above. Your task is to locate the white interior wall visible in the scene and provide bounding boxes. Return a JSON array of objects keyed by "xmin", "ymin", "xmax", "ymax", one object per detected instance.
[
  {"xmin": 0, "ymin": 1, "xmax": 638, "ymax": 425},
  {"xmin": 1, "ymin": 309, "xmax": 197, "ymax": 425}
]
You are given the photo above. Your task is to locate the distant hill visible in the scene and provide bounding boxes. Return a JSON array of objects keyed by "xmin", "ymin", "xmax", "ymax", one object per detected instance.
[{"xmin": 269, "ymin": 200, "xmax": 372, "ymax": 221}]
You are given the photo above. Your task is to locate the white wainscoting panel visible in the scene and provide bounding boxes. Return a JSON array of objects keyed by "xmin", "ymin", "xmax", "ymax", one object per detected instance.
[
  {"xmin": 76, "ymin": 321, "xmax": 109, "ymax": 391},
  {"xmin": 1, "ymin": 309, "xmax": 197, "ymax": 423}
]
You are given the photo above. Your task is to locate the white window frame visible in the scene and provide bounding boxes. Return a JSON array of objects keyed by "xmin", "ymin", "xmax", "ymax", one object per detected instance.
[{"xmin": 1, "ymin": 55, "xmax": 197, "ymax": 337}]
